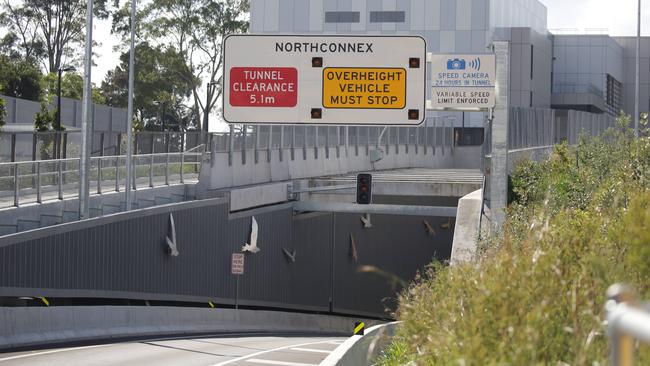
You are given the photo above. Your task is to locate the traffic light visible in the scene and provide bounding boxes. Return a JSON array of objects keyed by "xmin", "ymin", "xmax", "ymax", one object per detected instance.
[{"xmin": 356, "ymin": 173, "xmax": 372, "ymax": 205}]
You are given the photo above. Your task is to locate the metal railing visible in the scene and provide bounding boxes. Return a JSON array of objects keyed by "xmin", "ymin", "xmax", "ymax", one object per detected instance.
[
  {"xmin": 0, "ymin": 148, "xmax": 203, "ymax": 208},
  {"xmin": 605, "ymin": 284, "xmax": 650, "ymax": 366}
]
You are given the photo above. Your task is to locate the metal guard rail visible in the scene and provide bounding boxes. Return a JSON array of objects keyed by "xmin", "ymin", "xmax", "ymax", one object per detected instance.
[
  {"xmin": 605, "ymin": 284, "xmax": 650, "ymax": 366},
  {"xmin": 0, "ymin": 151, "xmax": 203, "ymax": 207}
]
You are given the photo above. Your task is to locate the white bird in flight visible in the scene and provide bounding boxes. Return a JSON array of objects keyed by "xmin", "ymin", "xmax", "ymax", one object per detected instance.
[{"xmin": 242, "ymin": 216, "xmax": 260, "ymax": 253}]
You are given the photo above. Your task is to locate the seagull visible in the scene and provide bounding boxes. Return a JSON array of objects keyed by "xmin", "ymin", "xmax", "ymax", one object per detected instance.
[
  {"xmin": 166, "ymin": 213, "xmax": 179, "ymax": 256},
  {"xmin": 349, "ymin": 234, "xmax": 359, "ymax": 263},
  {"xmin": 423, "ymin": 220, "xmax": 436, "ymax": 236},
  {"xmin": 282, "ymin": 248, "xmax": 297, "ymax": 263},
  {"xmin": 440, "ymin": 217, "xmax": 453, "ymax": 230},
  {"xmin": 242, "ymin": 216, "xmax": 261, "ymax": 253},
  {"xmin": 360, "ymin": 213, "xmax": 372, "ymax": 229}
]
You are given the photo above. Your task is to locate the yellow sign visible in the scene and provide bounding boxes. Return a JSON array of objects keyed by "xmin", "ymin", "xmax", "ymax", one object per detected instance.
[{"xmin": 323, "ymin": 68, "xmax": 406, "ymax": 109}]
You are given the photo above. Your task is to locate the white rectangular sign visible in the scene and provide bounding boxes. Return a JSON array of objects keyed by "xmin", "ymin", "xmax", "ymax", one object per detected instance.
[
  {"xmin": 430, "ymin": 54, "xmax": 496, "ymax": 110},
  {"xmin": 223, "ymin": 35, "xmax": 427, "ymax": 125},
  {"xmin": 231, "ymin": 253, "xmax": 244, "ymax": 275}
]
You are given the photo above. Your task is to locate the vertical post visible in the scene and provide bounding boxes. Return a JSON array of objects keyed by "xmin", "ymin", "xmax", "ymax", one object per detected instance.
[
  {"xmin": 424, "ymin": 123, "xmax": 428, "ymax": 155},
  {"xmin": 180, "ymin": 133, "xmax": 185, "ymax": 183},
  {"xmin": 58, "ymin": 160, "xmax": 63, "ymax": 200},
  {"xmin": 254, "ymin": 125, "xmax": 259, "ymax": 164},
  {"xmin": 10, "ymin": 133, "xmax": 16, "ymax": 162},
  {"xmin": 228, "ymin": 124, "xmax": 234, "ymax": 166},
  {"xmin": 353, "ymin": 127, "xmax": 359, "ymax": 156},
  {"xmin": 433, "ymin": 118, "xmax": 437, "ymax": 155},
  {"xmin": 125, "ymin": 0, "xmax": 137, "ymax": 211},
  {"xmin": 291, "ymin": 125, "xmax": 296, "ymax": 161},
  {"xmin": 365, "ymin": 127, "xmax": 370, "ymax": 155},
  {"xmin": 241, "ymin": 125, "xmax": 247, "ymax": 165},
  {"xmin": 336, "ymin": 126, "xmax": 340, "ymax": 158},
  {"xmin": 267, "ymin": 125, "xmax": 272, "ymax": 163},
  {"xmin": 634, "ymin": 0, "xmax": 641, "ymax": 139},
  {"xmin": 325, "ymin": 126, "xmax": 330, "ymax": 159},
  {"xmin": 78, "ymin": 0, "xmax": 94, "ymax": 219},
  {"xmin": 165, "ymin": 132, "xmax": 170, "ymax": 185},
  {"xmin": 62, "ymin": 132, "xmax": 67, "ymax": 159},
  {"xmin": 98, "ymin": 133, "xmax": 104, "ymax": 194},
  {"xmin": 36, "ymin": 161, "xmax": 41, "ymax": 203},
  {"xmin": 235, "ymin": 276, "xmax": 240, "ymax": 310},
  {"xmin": 279, "ymin": 126, "xmax": 284, "ymax": 162},
  {"xmin": 314, "ymin": 126, "xmax": 319, "ymax": 159},
  {"xmin": 13, "ymin": 162, "xmax": 19, "ymax": 207},
  {"xmin": 302, "ymin": 126, "xmax": 307, "ymax": 160},
  {"xmin": 149, "ymin": 134, "xmax": 154, "ymax": 187},
  {"xmin": 490, "ymin": 41, "xmax": 510, "ymax": 229},
  {"xmin": 345, "ymin": 126, "xmax": 349, "ymax": 158}
]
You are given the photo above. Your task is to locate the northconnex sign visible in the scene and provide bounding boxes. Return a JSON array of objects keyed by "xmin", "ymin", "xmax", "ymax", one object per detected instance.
[{"xmin": 223, "ymin": 35, "xmax": 426, "ymax": 125}]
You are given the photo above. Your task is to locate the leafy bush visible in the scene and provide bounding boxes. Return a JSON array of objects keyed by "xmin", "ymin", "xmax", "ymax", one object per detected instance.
[{"xmin": 379, "ymin": 120, "xmax": 650, "ymax": 365}]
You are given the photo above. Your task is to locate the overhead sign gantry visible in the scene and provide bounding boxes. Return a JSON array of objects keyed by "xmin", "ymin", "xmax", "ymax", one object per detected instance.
[{"xmin": 223, "ymin": 35, "xmax": 427, "ymax": 125}]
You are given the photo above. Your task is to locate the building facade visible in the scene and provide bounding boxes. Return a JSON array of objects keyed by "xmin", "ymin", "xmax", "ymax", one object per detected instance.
[{"xmin": 250, "ymin": 0, "xmax": 647, "ymax": 126}]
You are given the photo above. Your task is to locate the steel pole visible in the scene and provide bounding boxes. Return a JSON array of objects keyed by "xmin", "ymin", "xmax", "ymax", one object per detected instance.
[
  {"xmin": 125, "ymin": 0, "xmax": 137, "ymax": 211},
  {"xmin": 635, "ymin": 0, "xmax": 641, "ymax": 139},
  {"xmin": 78, "ymin": 0, "xmax": 94, "ymax": 220},
  {"xmin": 56, "ymin": 69, "xmax": 62, "ymax": 159}
]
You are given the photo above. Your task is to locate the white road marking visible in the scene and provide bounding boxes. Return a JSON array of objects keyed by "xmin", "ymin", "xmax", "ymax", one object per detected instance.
[
  {"xmin": 211, "ymin": 340, "xmax": 337, "ymax": 366},
  {"xmin": 325, "ymin": 341, "xmax": 344, "ymax": 345},
  {"xmin": 0, "ymin": 345, "xmax": 106, "ymax": 362},
  {"xmin": 289, "ymin": 347, "xmax": 332, "ymax": 354},
  {"xmin": 245, "ymin": 359, "xmax": 318, "ymax": 366}
]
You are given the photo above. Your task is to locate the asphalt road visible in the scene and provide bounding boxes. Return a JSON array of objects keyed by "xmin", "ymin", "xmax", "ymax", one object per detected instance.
[{"xmin": 0, "ymin": 336, "xmax": 345, "ymax": 366}]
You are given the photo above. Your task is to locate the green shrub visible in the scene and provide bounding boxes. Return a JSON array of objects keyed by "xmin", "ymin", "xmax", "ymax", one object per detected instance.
[{"xmin": 379, "ymin": 121, "xmax": 650, "ymax": 365}]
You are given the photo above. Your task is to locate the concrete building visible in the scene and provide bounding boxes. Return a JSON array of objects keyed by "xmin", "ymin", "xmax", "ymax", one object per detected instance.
[{"xmin": 250, "ymin": 0, "xmax": 649, "ymax": 121}]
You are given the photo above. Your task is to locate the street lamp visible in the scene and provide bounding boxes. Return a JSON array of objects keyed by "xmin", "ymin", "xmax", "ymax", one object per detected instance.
[
  {"xmin": 56, "ymin": 66, "xmax": 76, "ymax": 159},
  {"xmin": 205, "ymin": 81, "xmax": 218, "ymax": 133}
]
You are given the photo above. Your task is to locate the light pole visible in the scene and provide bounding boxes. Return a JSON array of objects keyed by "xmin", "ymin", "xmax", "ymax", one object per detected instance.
[
  {"xmin": 125, "ymin": 0, "xmax": 137, "ymax": 211},
  {"xmin": 635, "ymin": 0, "xmax": 641, "ymax": 139},
  {"xmin": 56, "ymin": 66, "xmax": 75, "ymax": 159},
  {"xmin": 204, "ymin": 81, "xmax": 217, "ymax": 134}
]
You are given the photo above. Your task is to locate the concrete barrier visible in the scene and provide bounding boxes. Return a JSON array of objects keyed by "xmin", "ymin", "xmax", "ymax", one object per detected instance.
[
  {"xmin": 0, "ymin": 306, "xmax": 379, "ymax": 351},
  {"xmin": 450, "ymin": 189, "xmax": 483, "ymax": 265},
  {"xmin": 321, "ymin": 322, "xmax": 399, "ymax": 366}
]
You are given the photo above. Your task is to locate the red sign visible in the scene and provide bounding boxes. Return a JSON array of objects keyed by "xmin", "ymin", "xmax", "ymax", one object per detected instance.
[{"xmin": 229, "ymin": 67, "xmax": 298, "ymax": 107}]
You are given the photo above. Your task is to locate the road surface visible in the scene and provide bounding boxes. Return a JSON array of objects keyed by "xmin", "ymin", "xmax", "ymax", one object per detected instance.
[{"xmin": 0, "ymin": 335, "xmax": 345, "ymax": 366}]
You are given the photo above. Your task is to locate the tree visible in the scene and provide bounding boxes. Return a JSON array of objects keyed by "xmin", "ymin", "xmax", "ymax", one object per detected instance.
[
  {"xmin": 0, "ymin": 0, "xmax": 111, "ymax": 73},
  {"xmin": 0, "ymin": 54, "xmax": 42, "ymax": 101},
  {"xmin": 0, "ymin": 98, "xmax": 6, "ymax": 131},
  {"xmin": 100, "ymin": 42, "xmax": 198, "ymax": 131},
  {"xmin": 112, "ymin": 0, "xmax": 249, "ymax": 131},
  {"xmin": 41, "ymin": 71, "xmax": 105, "ymax": 104}
]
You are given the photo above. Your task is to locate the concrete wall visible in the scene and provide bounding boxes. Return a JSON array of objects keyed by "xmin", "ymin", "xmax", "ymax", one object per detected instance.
[
  {"xmin": 199, "ymin": 142, "xmax": 482, "ymax": 192},
  {"xmin": 0, "ymin": 306, "xmax": 380, "ymax": 351},
  {"xmin": 0, "ymin": 94, "xmax": 128, "ymax": 133}
]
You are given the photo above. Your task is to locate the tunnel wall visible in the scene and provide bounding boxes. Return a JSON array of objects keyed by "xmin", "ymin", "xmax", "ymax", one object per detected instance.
[{"xmin": 0, "ymin": 198, "xmax": 454, "ymax": 318}]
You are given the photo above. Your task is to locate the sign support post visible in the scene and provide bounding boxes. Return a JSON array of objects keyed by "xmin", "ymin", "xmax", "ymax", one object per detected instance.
[
  {"xmin": 231, "ymin": 253, "xmax": 245, "ymax": 310},
  {"xmin": 490, "ymin": 41, "xmax": 510, "ymax": 229}
]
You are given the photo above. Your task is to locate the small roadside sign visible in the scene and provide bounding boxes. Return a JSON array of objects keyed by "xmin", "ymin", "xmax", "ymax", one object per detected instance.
[
  {"xmin": 430, "ymin": 54, "xmax": 496, "ymax": 110},
  {"xmin": 223, "ymin": 35, "xmax": 426, "ymax": 125},
  {"xmin": 231, "ymin": 253, "xmax": 245, "ymax": 275}
]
